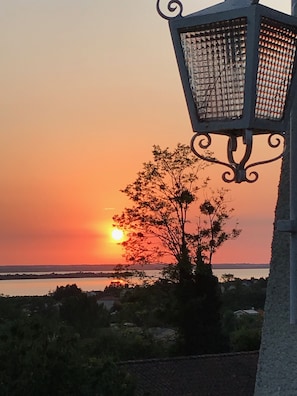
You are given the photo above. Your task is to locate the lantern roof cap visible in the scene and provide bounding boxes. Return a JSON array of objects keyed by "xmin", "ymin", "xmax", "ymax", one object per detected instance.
[{"xmin": 189, "ymin": 0, "xmax": 259, "ymax": 17}]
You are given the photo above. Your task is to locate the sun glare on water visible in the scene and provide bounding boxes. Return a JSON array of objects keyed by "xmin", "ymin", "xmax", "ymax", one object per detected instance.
[{"xmin": 111, "ymin": 228, "xmax": 124, "ymax": 241}]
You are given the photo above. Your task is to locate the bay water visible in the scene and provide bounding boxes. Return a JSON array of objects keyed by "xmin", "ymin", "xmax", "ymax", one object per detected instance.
[{"xmin": 0, "ymin": 267, "xmax": 269, "ymax": 297}]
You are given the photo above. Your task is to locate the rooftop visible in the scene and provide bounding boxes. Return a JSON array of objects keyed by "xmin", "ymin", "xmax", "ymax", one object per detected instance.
[{"xmin": 120, "ymin": 351, "xmax": 258, "ymax": 396}]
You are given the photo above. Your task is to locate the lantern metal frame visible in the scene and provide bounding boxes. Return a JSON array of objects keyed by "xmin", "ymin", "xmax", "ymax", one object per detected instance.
[{"xmin": 157, "ymin": 0, "xmax": 297, "ymax": 183}]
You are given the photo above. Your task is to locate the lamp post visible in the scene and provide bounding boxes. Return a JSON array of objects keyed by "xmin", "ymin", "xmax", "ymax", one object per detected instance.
[{"xmin": 157, "ymin": 0, "xmax": 297, "ymax": 322}]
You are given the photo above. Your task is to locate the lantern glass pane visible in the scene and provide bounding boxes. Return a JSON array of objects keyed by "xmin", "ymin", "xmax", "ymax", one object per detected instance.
[
  {"xmin": 256, "ymin": 17, "xmax": 297, "ymax": 121},
  {"xmin": 180, "ymin": 18, "xmax": 247, "ymax": 121}
]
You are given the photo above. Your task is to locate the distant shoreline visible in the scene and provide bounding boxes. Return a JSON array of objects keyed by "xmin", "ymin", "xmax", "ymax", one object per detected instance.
[
  {"xmin": 0, "ymin": 263, "xmax": 269, "ymax": 274},
  {"xmin": 0, "ymin": 272, "xmax": 116, "ymax": 281}
]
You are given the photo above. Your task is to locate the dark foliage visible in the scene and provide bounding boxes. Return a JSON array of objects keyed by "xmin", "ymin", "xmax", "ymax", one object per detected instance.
[
  {"xmin": 0, "ymin": 314, "xmax": 134, "ymax": 395},
  {"xmin": 0, "ymin": 275, "xmax": 267, "ymax": 394},
  {"xmin": 51, "ymin": 284, "xmax": 83, "ymax": 300}
]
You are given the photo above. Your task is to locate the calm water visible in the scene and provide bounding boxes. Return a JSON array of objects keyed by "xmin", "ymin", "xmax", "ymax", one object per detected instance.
[{"xmin": 0, "ymin": 268, "xmax": 269, "ymax": 297}]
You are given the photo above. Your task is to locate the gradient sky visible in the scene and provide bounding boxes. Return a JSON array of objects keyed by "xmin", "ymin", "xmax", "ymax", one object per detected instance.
[{"xmin": 1, "ymin": 0, "xmax": 291, "ymax": 265}]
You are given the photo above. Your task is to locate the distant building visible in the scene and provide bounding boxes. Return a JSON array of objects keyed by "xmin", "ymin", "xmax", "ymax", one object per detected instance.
[{"xmin": 234, "ymin": 308, "xmax": 259, "ymax": 318}]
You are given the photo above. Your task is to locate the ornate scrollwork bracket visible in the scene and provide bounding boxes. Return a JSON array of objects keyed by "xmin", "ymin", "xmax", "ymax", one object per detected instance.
[
  {"xmin": 156, "ymin": 0, "xmax": 183, "ymax": 19},
  {"xmin": 190, "ymin": 130, "xmax": 286, "ymax": 183}
]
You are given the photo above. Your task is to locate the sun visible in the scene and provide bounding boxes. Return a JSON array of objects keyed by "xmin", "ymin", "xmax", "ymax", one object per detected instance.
[{"xmin": 111, "ymin": 228, "xmax": 124, "ymax": 241}]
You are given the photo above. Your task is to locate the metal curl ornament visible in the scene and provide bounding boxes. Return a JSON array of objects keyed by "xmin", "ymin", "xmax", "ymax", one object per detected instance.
[
  {"xmin": 156, "ymin": 0, "xmax": 183, "ymax": 20},
  {"xmin": 191, "ymin": 130, "xmax": 286, "ymax": 184},
  {"xmin": 245, "ymin": 132, "xmax": 286, "ymax": 173},
  {"xmin": 268, "ymin": 132, "xmax": 284, "ymax": 148}
]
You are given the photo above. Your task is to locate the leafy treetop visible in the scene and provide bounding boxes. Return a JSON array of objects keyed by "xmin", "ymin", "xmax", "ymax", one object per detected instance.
[{"xmin": 113, "ymin": 144, "xmax": 240, "ymax": 281}]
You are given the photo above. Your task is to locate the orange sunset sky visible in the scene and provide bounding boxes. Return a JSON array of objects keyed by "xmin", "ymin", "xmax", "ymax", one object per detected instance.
[{"xmin": 1, "ymin": 0, "xmax": 291, "ymax": 266}]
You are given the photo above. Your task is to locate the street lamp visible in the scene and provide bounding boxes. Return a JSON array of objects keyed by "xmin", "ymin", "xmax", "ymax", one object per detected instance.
[
  {"xmin": 157, "ymin": 0, "xmax": 297, "ymax": 324},
  {"xmin": 157, "ymin": 0, "xmax": 297, "ymax": 183}
]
